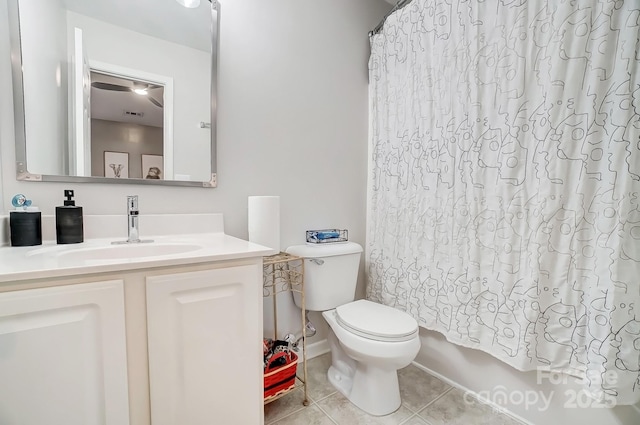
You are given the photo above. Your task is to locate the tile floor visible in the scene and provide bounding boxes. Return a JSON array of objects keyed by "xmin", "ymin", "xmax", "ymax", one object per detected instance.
[{"xmin": 264, "ymin": 353, "xmax": 525, "ymax": 425}]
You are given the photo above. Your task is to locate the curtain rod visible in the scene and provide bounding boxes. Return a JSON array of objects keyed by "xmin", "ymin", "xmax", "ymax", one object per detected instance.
[{"xmin": 369, "ymin": 0, "xmax": 414, "ymax": 36}]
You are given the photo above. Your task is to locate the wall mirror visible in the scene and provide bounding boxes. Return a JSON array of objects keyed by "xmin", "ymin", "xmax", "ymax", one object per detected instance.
[{"xmin": 8, "ymin": 0, "xmax": 219, "ymax": 187}]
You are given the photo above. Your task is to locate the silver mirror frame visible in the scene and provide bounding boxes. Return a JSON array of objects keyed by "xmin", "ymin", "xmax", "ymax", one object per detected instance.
[{"xmin": 7, "ymin": 0, "xmax": 219, "ymax": 188}]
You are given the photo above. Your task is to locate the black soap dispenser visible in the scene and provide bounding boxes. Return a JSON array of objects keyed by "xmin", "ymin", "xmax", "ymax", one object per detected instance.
[
  {"xmin": 56, "ymin": 190, "xmax": 84, "ymax": 244},
  {"xmin": 9, "ymin": 194, "xmax": 42, "ymax": 247}
]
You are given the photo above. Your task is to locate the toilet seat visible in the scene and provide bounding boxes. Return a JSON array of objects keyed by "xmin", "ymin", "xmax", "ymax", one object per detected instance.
[{"xmin": 335, "ymin": 300, "xmax": 418, "ymax": 342}]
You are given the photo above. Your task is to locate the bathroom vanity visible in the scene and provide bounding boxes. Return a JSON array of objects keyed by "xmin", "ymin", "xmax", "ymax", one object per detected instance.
[{"xmin": 0, "ymin": 223, "xmax": 273, "ymax": 425}]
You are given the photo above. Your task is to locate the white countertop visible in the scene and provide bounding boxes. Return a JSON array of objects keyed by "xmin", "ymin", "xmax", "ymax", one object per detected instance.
[{"xmin": 0, "ymin": 232, "xmax": 276, "ymax": 283}]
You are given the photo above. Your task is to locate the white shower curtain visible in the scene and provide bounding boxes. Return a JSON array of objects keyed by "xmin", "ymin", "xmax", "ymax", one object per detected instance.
[{"xmin": 367, "ymin": 0, "xmax": 640, "ymax": 405}]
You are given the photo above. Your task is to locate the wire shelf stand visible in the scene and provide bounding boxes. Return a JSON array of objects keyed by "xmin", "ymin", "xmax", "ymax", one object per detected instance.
[{"xmin": 263, "ymin": 252, "xmax": 309, "ymax": 406}]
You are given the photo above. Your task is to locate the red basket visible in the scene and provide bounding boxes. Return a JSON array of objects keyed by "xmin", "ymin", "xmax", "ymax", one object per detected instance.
[{"xmin": 264, "ymin": 351, "xmax": 298, "ymax": 401}]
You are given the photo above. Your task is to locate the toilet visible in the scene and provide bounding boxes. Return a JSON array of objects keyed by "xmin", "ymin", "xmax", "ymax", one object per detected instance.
[{"xmin": 286, "ymin": 242, "xmax": 420, "ymax": 416}]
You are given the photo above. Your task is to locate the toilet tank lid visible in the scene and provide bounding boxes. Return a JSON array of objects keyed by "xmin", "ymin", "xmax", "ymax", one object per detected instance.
[{"xmin": 286, "ymin": 242, "xmax": 363, "ymax": 258}]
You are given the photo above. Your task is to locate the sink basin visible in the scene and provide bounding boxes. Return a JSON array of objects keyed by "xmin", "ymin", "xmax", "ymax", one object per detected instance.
[
  {"xmin": 26, "ymin": 242, "xmax": 204, "ymax": 263},
  {"xmin": 58, "ymin": 243, "xmax": 204, "ymax": 261}
]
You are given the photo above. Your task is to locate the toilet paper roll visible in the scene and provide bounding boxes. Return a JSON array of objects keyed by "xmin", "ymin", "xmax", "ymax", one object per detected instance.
[{"xmin": 248, "ymin": 196, "xmax": 280, "ymax": 251}]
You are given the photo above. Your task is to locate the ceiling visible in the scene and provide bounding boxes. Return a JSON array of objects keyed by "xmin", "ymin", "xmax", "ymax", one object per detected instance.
[
  {"xmin": 62, "ymin": 0, "xmax": 212, "ymax": 52},
  {"xmin": 90, "ymin": 73, "xmax": 165, "ymax": 128},
  {"xmin": 61, "ymin": 0, "xmax": 395, "ymax": 52}
]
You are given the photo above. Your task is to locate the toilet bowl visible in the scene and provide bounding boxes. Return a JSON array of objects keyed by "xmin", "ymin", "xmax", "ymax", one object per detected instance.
[
  {"xmin": 285, "ymin": 242, "xmax": 421, "ymax": 416},
  {"xmin": 322, "ymin": 300, "xmax": 420, "ymax": 416}
]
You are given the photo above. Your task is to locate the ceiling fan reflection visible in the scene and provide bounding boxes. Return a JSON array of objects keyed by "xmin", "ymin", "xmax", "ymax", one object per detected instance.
[{"xmin": 91, "ymin": 82, "xmax": 164, "ymax": 108}]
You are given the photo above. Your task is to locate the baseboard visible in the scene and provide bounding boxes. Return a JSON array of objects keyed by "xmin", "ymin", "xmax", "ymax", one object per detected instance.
[
  {"xmin": 410, "ymin": 360, "xmax": 535, "ymax": 425},
  {"xmin": 297, "ymin": 339, "xmax": 329, "ymax": 363}
]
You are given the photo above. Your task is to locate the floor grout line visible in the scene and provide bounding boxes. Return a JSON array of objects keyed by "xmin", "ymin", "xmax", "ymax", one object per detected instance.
[
  {"xmin": 402, "ymin": 383, "xmax": 454, "ymax": 415},
  {"xmin": 314, "ymin": 398, "xmax": 340, "ymax": 425},
  {"xmin": 268, "ymin": 402, "xmax": 316, "ymax": 425},
  {"xmin": 412, "ymin": 386, "xmax": 454, "ymax": 417},
  {"xmin": 264, "ymin": 390, "xmax": 315, "ymax": 425},
  {"xmin": 308, "ymin": 390, "xmax": 338, "ymax": 404},
  {"xmin": 266, "ymin": 405, "xmax": 311, "ymax": 425},
  {"xmin": 399, "ymin": 412, "xmax": 434, "ymax": 425},
  {"xmin": 398, "ymin": 413, "xmax": 417, "ymax": 425},
  {"xmin": 400, "ymin": 401, "xmax": 418, "ymax": 414},
  {"xmin": 421, "ymin": 415, "xmax": 436, "ymax": 425}
]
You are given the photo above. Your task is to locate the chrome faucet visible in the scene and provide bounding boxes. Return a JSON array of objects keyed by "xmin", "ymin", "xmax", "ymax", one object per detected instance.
[
  {"xmin": 113, "ymin": 195, "xmax": 153, "ymax": 245},
  {"xmin": 127, "ymin": 195, "xmax": 140, "ymax": 243}
]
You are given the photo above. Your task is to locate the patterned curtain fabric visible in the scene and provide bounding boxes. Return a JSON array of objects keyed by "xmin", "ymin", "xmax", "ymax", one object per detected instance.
[{"xmin": 367, "ymin": 0, "xmax": 640, "ymax": 404}]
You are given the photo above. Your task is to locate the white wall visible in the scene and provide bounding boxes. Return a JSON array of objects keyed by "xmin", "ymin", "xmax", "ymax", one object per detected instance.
[
  {"xmin": 66, "ymin": 11, "xmax": 211, "ymax": 182},
  {"xmin": 1, "ymin": 0, "xmax": 391, "ymax": 267},
  {"xmin": 90, "ymin": 119, "xmax": 163, "ymax": 179},
  {"xmin": 19, "ymin": 0, "xmax": 68, "ymax": 175},
  {"xmin": 2, "ymin": 0, "xmax": 389, "ymax": 225}
]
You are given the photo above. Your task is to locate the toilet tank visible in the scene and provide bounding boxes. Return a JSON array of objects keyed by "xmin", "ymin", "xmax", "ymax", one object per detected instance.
[{"xmin": 286, "ymin": 242, "xmax": 363, "ymax": 311}]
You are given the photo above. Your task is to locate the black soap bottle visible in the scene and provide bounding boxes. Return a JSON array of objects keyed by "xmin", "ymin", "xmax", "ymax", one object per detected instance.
[
  {"xmin": 56, "ymin": 190, "xmax": 84, "ymax": 244},
  {"xmin": 9, "ymin": 194, "xmax": 42, "ymax": 246}
]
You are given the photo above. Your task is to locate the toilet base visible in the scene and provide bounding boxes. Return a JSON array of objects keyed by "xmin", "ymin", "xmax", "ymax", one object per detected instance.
[
  {"xmin": 326, "ymin": 326, "xmax": 402, "ymax": 416},
  {"xmin": 327, "ymin": 362, "xmax": 401, "ymax": 416},
  {"xmin": 322, "ymin": 307, "xmax": 420, "ymax": 416}
]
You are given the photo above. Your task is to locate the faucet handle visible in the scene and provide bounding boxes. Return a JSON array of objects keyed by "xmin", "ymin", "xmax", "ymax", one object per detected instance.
[
  {"xmin": 112, "ymin": 195, "xmax": 152, "ymax": 245},
  {"xmin": 127, "ymin": 195, "xmax": 138, "ymax": 213}
]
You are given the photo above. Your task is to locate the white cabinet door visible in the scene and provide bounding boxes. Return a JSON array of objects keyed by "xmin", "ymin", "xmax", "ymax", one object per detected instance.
[
  {"xmin": 0, "ymin": 280, "xmax": 130, "ymax": 425},
  {"xmin": 146, "ymin": 264, "xmax": 263, "ymax": 425}
]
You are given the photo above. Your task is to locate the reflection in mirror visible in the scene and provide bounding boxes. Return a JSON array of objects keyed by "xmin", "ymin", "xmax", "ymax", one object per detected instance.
[
  {"xmin": 8, "ymin": 0, "xmax": 218, "ymax": 187},
  {"xmin": 91, "ymin": 72, "xmax": 166, "ymax": 179}
]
